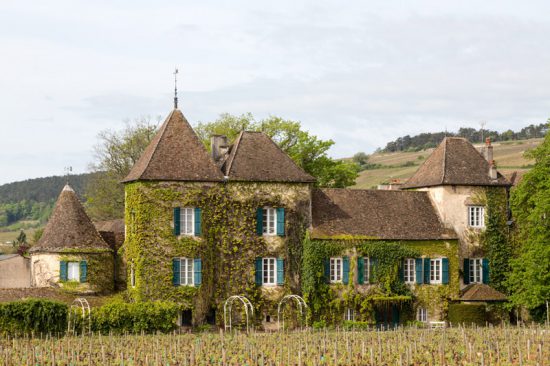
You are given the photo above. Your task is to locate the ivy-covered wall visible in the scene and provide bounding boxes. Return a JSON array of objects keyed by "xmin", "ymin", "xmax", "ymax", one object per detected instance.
[
  {"xmin": 302, "ymin": 237, "xmax": 460, "ymax": 324},
  {"xmin": 124, "ymin": 181, "xmax": 311, "ymax": 326}
]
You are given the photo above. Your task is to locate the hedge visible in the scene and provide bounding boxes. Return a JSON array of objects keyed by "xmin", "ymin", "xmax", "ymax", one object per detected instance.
[
  {"xmin": 0, "ymin": 299, "xmax": 68, "ymax": 335},
  {"xmin": 92, "ymin": 300, "xmax": 180, "ymax": 334},
  {"xmin": 447, "ymin": 303, "xmax": 487, "ymax": 326}
]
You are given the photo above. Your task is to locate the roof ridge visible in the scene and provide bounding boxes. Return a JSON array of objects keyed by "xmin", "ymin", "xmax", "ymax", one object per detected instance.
[
  {"xmin": 441, "ymin": 137, "xmax": 448, "ymax": 184},
  {"xmin": 143, "ymin": 110, "xmax": 175, "ymax": 178},
  {"xmin": 225, "ymin": 130, "xmax": 244, "ymax": 176}
]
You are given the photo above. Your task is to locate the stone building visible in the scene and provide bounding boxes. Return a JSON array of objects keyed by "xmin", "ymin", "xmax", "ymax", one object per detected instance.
[
  {"xmin": 123, "ymin": 106, "xmax": 511, "ymax": 327},
  {"xmin": 29, "ymin": 185, "xmax": 114, "ymax": 293},
  {"xmin": 0, "ymin": 255, "xmax": 31, "ymax": 288}
]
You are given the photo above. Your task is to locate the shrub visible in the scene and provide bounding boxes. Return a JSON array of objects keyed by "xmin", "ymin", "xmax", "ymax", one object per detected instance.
[
  {"xmin": 447, "ymin": 303, "xmax": 487, "ymax": 326},
  {"xmin": 312, "ymin": 320, "xmax": 326, "ymax": 330},
  {"xmin": 92, "ymin": 300, "xmax": 180, "ymax": 334},
  {"xmin": 342, "ymin": 320, "xmax": 373, "ymax": 330},
  {"xmin": 0, "ymin": 299, "xmax": 67, "ymax": 336}
]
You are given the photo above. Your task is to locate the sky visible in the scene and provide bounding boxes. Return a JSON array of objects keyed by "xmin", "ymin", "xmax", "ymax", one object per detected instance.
[{"xmin": 1, "ymin": 1, "xmax": 549, "ymax": 185}]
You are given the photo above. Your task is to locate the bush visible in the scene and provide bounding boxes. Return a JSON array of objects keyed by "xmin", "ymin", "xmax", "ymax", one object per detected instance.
[
  {"xmin": 0, "ymin": 299, "xmax": 67, "ymax": 335},
  {"xmin": 447, "ymin": 303, "xmax": 487, "ymax": 326},
  {"xmin": 312, "ymin": 320, "xmax": 326, "ymax": 330},
  {"xmin": 342, "ymin": 320, "xmax": 373, "ymax": 330},
  {"xmin": 92, "ymin": 300, "xmax": 180, "ymax": 334}
]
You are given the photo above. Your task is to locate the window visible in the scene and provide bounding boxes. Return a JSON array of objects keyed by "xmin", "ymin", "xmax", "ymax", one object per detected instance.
[
  {"xmin": 363, "ymin": 257, "xmax": 370, "ymax": 284},
  {"xmin": 262, "ymin": 207, "xmax": 276, "ymax": 235},
  {"xmin": 403, "ymin": 258, "xmax": 415, "ymax": 284},
  {"xmin": 469, "ymin": 258, "xmax": 483, "ymax": 283},
  {"xmin": 67, "ymin": 262, "xmax": 80, "ymax": 281},
  {"xmin": 130, "ymin": 264, "xmax": 136, "ymax": 287},
  {"xmin": 468, "ymin": 206, "xmax": 485, "ymax": 228},
  {"xmin": 330, "ymin": 257, "xmax": 343, "ymax": 283},
  {"xmin": 262, "ymin": 257, "xmax": 276, "ymax": 285},
  {"xmin": 179, "ymin": 258, "xmax": 194, "ymax": 286},
  {"xmin": 417, "ymin": 308, "xmax": 428, "ymax": 322},
  {"xmin": 430, "ymin": 258, "xmax": 442, "ymax": 284},
  {"xmin": 344, "ymin": 308, "xmax": 355, "ymax": 321},
  {"xmin": 180, "ymin": 208, "xmax": 195, "ymax": 236}
]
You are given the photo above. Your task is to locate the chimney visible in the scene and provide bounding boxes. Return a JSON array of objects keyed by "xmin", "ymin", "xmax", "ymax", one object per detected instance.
[
  {"xmin": 210, "ymin": 135, "xmax": 228, "ymax": 162},
  {"xmin": 489, "ymin": 160, "xmax": 498, "ymax": 180},
  {"xmin": 484, "ymin": 137, "xmax": 493, "ymax": 162}
]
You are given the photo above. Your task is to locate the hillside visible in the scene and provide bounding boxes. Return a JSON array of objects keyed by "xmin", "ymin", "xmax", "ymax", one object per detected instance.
[{"xmin": 353, "ymin": 138, "xmax": 542, "ymax": 189}]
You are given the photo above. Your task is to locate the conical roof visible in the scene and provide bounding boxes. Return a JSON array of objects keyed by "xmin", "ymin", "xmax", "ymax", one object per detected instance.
[
  {"xmin": 222, "ymin": 131, "xmax": 316, "ymax": 183},
  {"xmin": 401, "ymin": 137, "xmax": 510, "ymax": 189},
  {"xmin": 30, "ymin": 185, "xmax": 111, "ymax": 253},
  {"xmin": 123, "ymin": 109, "xmax": 224, "ymax": 182}
]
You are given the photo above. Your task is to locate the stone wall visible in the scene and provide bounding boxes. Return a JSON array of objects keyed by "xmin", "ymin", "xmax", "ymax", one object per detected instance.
[{"xmin": 0, "ymin": 256, "xmax": 31, "ymax": 288}]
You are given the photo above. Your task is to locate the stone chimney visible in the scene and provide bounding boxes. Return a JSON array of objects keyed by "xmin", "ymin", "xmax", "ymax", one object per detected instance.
[
  {"xmin": 489, "ymin": 160, "xmax": 498, "ymax": 180},
  {"xmin": 484, "ymin": 137, "xmax": 493, "ymax": 162},
  {"xmin": 211, "ymin": 135, "xmax": 229, "ymax": 162}
]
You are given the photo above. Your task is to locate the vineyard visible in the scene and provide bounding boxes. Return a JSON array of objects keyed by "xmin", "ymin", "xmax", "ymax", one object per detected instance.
[{"xmin": 0, "ymin": 325, "xmax": 548, "ymax": 365}]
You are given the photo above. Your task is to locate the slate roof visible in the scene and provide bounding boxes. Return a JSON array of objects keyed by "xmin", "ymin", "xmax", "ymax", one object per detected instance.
[
  {"xmin": 29, "ymin": 185, "xmax": 111, "ymax": 253},
  {"xmin": 123, "ymin": 109, "xmax": 224, "ymax": 183},
  {"xmin": 401, "ymin": 137, "xmax": 511, "ymax": 189},
  {"xmin": 459, "ymin": 284, "xmax": 507, "ymax": 302},
  {"xmin": 311, "ymin": 188, "xmax": 456, "ymax": 240},
  {"xmin": 222, "ymin": 131, "xmax": 316, "ymax": 183}
]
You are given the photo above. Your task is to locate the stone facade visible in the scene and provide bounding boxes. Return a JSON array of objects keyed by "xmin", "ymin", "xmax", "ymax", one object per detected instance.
[{"xmin": 0, "ymin": 255, "xmax": 31, "ymax": 288}]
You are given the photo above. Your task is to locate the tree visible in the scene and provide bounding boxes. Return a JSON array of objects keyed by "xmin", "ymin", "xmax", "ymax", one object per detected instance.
[
  {"xmin": 196, "ymin": 114, "xmax": 359, "ymax": 188},
  {"xmin": 352, "ymin": 152, "xmax": 370, "ymax": 171},
  {"xmin": 14, "ymin": 230, "xmax": 27, "ymax": 248},
  {"xmin": 507, "ymin": 120, "xmax": 550, "ymax": 321},
  {"xmin": 86, "ymin": 116, "xmax": 160, "ymax": 219}
]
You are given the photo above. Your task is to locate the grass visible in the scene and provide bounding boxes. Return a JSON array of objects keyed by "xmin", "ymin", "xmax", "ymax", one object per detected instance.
[{"xmin": 353, "ymin": 138, "xmax": 542, "ymax": 189}]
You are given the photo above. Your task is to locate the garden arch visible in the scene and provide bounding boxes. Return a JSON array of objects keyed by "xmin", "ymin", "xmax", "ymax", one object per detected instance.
[
  {"xmin": 67, "ymin": 298, "xmax": 91, "ymax": 336},
  {"xmin": 277, "ymin": 294, "xmax": 307, "ymax": 330},
  {"xmin": 223, "ymin": 295, "xmax": 254, "ymax": 333}
]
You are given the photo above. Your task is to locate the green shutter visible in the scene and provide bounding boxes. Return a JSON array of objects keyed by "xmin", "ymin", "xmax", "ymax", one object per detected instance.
[
  {"xmin": 415, "ymin": 258, "xmax": 423, "ymax": 284},
  {"xmin": 276, "ymin": 258, "xmax": 284, "ymax": 285},
  {"xmin": 357, "ymin": 257, "xmax": 364, "ymax": 284},
  {"xmin": 324, "ymin": 259, "xmax": 331, "ymax": 283},
  {"xmin": 172, "ymin": 258, "xmax": 180, "ymax": 286},
  {"xmin": 173, "ymin": 207, "xmax": 181, "ymax": 236},
  {"xmin": 276, "ymin": 208, "xmax": 285, "ymax": 236},
  {"xmin": 369, "ymin": 257, "xmax": 376, "ymax": 283},
  {"xmin": 399, "ymin": 259, "xmax": 405, "ymax": 282},
  {"xmin": 442, "ymin": 258, "xmax": 449, "ymax": 284},
  {"xmin": 482, "ymin": 258, "xmax": 490, "ymax": 284},
  {"xmin": 463, "ymin": 258, "xmax": 470, "ymax": 285},
  {"xmin": 256, "ymin": 208, "xmax": 263, "ymax": 236},
  {"xmin": 423, "ymin": 258, "xmax": 431, "ymax": 284},
  {"xmin": 194, "ymin": 208, "xmax": 202, "ymax": 236},
  {"xmin": 194, "ymin": 258, "xmax": 202, "ymax": 286},
  {"xmin": 342, "ymin": 256, "xmax": 350, "ymax": 285},
  {"xmin": 59, "ymin": 261, "xmax": 68, "ymax": 281},
  {"xmin": 79, "ymin": 261, "xmax": 87, "ymax": 283},
  {"xmin": 255, "ymin": 257, "xmax": 263, "ymax": 285}
]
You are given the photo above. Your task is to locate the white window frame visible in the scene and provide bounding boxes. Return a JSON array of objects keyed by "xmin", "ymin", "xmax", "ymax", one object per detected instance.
[
  {"xmin": 330, "ymin": 257, "xmax": 343, "ymax": 283},
  {"xmin": 417, "ymin": 307, "xmax": 428, "ymax": 323},
  {"xmin": 404, "ymin": 258, "xmax": 416, "ymax": 284},
  {"xmin": 262, "ymin": 207, "xmax": 277, "ymax": 236},
  {"xmin": 363, "ymin": 257, "xmax": 370, "ymax": 284},
  {"xmin": 470, "ymin": 258, "xmax": 483, "ymax": 284},
  {"xmin": 262, "ymin": 257, "xmax": 277, "ymax": 286},
  {"xmin": 67, "ymin": 262, "xmax": 80, "ymax": 281},
  {"xmin": 468, "ymin": 206, "xmax": 485, "ymax": 228},
  {"xmin": 180, "ymin": 207, "xmax": 195, "ymax": 236},
  {"xmin": 179, "ymin": 257, "xmax": 194, "ymax": 286},
  {"xmin": 344, "ymin": 308, "xmax": 355, "ymax": 321},
  {"xmin": 430, "ymin": 258, "xmax": 442, "ymax": 284}
]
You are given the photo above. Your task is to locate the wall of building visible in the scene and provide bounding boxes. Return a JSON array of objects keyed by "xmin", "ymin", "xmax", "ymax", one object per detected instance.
[
  {"xmin": 0, "ymin": 256, "xmax": 31, "ymax": 288},
  {"xmin": 124, "ymin": 180, "xmax": 312, "ymax": 327},
  {"xmin": 31, "ymin": 253, "xmax": 60, "ymax": 287}
]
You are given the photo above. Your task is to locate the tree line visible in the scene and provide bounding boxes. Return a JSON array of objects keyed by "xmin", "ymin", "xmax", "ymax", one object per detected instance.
[{"xmin": 382, "ymin": 123, "xmax": 548, "ymax": 152}]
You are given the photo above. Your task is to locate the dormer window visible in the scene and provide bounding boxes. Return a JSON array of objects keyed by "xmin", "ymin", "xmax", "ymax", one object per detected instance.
[{"xmin": 468, "ymin": 206, "xmax": 485, "ymax": 228}]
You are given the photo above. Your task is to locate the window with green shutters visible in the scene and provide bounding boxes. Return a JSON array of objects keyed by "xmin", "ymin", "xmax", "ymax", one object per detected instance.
[
  {"xmin": 172, "ymin": 257, "xmax": 202, "ymax": 287},
  {"xmin": 59, "ymin": 261, "xmax": 86, "ymax": 282},
  {"xmin": 403, "ymin": 258, "xmax": 415, "ymax": 284},
  {"xmin": 256, "ymin": 207, "xmax": 285, "ymax": 236},
  {"xmin": 329, "ymin": 257, "xmax": 343, "ymax": 283},
  {"xmin": 255, "ymin": 257, "xmax": 284, "ymax": 286},
  {"xmin": 357, "ymin": 257, "xmax": 371, "ymax": 285},
  {"xmin": 173, "ymin": 207, "xmax": 201, "ymax": 236},
  {"xmin": 464, "ymin": 258, "xmax": 489, "ymax": 284}
]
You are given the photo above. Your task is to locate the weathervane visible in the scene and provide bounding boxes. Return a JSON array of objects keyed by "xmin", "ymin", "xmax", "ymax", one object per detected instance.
[
  {"xmin": 64, "ymin": 166, "xmax": 73, "ymax": 185},
  {"xmin": 173, "ymin": 68, "xmax": 179, "ymax": 109}
]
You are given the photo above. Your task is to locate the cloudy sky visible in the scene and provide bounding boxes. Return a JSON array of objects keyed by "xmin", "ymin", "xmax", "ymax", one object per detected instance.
[{"xmin": 1, "ymin": 1, "xmax": 549, "ymax": 185}]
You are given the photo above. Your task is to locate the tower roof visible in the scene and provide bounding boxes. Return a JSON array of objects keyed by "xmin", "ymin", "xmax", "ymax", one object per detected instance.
[
  {"xmin": 401, "ymin": 137, "xmax": 510, "ymax": 189},
  {"xmin": 30, "ymin": 185, "xmax": 111, "ymax": 253},
  {"xmin": 222, "ymin": 131, "xmax": 316, "ymax": 183},
  {"xmin": 123, "ymin": 109, "xmax": 224, "ymax": 183}
]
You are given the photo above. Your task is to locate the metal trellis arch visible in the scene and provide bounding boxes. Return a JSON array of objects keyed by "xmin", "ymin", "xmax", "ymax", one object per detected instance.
[
  {"xmin": 67, "ymin": 298, "xmax": 91, "ymax": 336},
  {"xmin": 223, "ymin": 295, "xmax": 254, "ymax": 333},
  {"xmin": 277, "ymin": 294, "xmax": 308, "ymax": 331}
]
